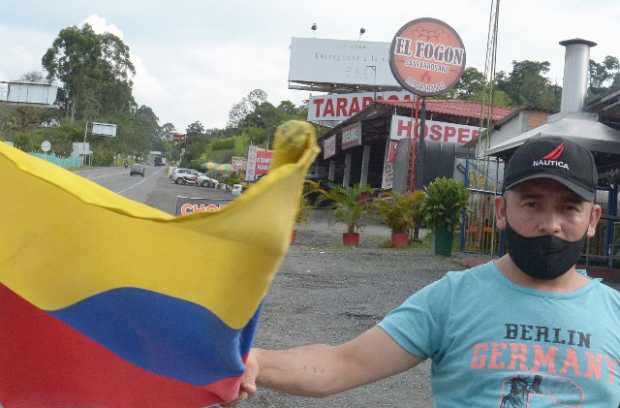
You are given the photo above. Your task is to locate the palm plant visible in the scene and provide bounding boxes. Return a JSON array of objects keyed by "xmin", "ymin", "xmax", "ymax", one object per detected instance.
[{"xmin": 319, "ymin": 183, "xmax": 373, "ymax": 234}]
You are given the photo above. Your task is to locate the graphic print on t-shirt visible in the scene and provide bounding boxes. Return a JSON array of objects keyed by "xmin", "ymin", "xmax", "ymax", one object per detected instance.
[
  {"xmin": 498, "ymin": 374, "xmax": 584, "ymax": 407},
  {"xmin": 469, "ymin": 322, "xmax": 618, "ymax": 404}
]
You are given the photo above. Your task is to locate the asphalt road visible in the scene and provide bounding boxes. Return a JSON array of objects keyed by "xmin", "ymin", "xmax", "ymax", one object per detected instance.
[{"xmin": 77, "ymin": 165, "xmax": 234, "ymax": 214}]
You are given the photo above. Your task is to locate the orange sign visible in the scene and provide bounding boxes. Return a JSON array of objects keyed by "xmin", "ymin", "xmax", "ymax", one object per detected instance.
[{"xmin": 390, "ymin": 18, "xmax": 466, "ymax": 96}]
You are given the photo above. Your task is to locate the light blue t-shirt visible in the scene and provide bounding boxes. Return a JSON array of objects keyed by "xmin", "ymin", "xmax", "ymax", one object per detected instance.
[{"xmin": 379, "ymin": 262, "xmax": 620, "ymax": 407}]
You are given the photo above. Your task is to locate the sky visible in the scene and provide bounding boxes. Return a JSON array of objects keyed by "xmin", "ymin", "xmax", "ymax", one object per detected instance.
[{"xmin": 1, "ymin": 0, "xmax": 619, "ymax": 131}]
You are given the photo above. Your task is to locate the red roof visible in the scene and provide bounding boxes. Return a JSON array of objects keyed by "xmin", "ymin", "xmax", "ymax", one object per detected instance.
[{"xmin": 379, "ymin": 99, "xmax": 513, "ymax": 122}]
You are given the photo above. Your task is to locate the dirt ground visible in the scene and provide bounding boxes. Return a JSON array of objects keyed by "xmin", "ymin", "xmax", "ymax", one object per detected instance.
[{"xmin": 244, "ymin": 211, "xmax": 469, "ymax": 408}]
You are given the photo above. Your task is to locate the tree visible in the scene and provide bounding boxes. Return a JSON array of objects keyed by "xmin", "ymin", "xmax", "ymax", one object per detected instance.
[
  {"xmin": 20, "ymin": 71, "xmax": 47, "ymax": 82},
  {"xmin": 186, "ymin": 121, "xmax": 205, "ymax": 138},
  {"xmin": 589, "ymin": 55, "xmax": 620, "ymax": 98},
  {"xmin": 453, "ymin": 67, "xmax": 486, "ymax": 99},
  {"xmin": 496, "ymin": 60, "xmax": 560, "ymax": 111},
  {"xmin": 42, "ymin": 24, "xmax": 136, "ymax": 120},
  {"xmin": 227, "ymin": 89, "xmax": 268, "ymax": 127}
]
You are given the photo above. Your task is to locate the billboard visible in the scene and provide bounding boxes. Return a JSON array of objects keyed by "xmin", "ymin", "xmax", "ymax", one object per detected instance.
[
  {"xmin": 91, "ymin": 122, "xmax": 117, "ymax": 137},
  {"xmin": 245, "ymin": 145, "xmax": 273, "ymax": 181},
  {"xmin": 390, "ymin": 18, "xmax": 466, "ymax": 96},
  {"xmin": 341, "ymin": 122, "xmax": 362, "ymax": 150},
  {"xmin": 323, "ymin": 135, "xmax": 336, "ymax": 160},
  {"xmin": 390, "ymin": 114, "xmax": 482, "ymax": 145},
  {"xmin": 72, "ymin": 142, "xmax": 90, "ymax": 156},
  {"xmin": 175, "ymin": 196, "xmax": 230, "ymax": 216},
  {"xmin": 231, "ymin": 156, "xmax": 247, "ymax": 172},
  {"xmin": 307, "ymin": 90, "xmax": 416, "ymax": 123},
  {"xmin": 0, "ymin": 81, "xmax": 58, "ymax": 106},
  {"xmin": 289, "ymin": 37, "xmax": 400, "ymax": 88}
]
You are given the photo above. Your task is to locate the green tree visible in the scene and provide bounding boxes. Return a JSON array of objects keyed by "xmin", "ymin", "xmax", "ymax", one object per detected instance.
[
  {"xmin": 20, "ymin": 71, "xmax": 47, "ymax": 82},
  {"xmin": 496, "ymin": 60, "xmax": 560, "ymax": 111},
  {"xmin": 42, "ymin": 24, "xmax": 136, "ymax": 120},
  {"xmin": 227, "ymin": 89, "xmax": 268, "ymax": 127},
  {"xmin": 589, "ymin": 55, "xmax": 620, "ymax": 99}
]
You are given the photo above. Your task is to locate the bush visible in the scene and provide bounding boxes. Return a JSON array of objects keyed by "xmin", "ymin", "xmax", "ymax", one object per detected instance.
[
  {"xmin": 420, "ymin": 177, "xmax": 469, "ymax": 231},
  {"xmin": 373, "ymin": 192, "xmax": 420, "ymax": 233}
]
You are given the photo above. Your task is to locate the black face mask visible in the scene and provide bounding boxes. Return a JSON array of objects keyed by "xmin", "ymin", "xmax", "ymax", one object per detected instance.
[{"xmin": 505, "ymin": 222, "xmax": 587, "ymax": 280}]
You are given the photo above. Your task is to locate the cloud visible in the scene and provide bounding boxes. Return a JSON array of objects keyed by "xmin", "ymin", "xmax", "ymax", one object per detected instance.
[
  {"xmin": 0, "ymin": 25, "xmax": 53, "ymax": 81},
  {"xmin": 135, "ymin": 41, "xmax": 293, "ymax": 129},
  {"xmin": 80, "ymin": 14, "xmax": 124, "ymax": 39}
]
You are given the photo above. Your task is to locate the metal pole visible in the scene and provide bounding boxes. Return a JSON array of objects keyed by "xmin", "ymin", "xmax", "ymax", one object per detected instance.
[
  {"xmin": 606, "ymin": 184, "xmax": 618, "ymax": 268},
  {"xmin": 415, "ymin": 97, "xmax": 427, "ymax": 190},
  {"xmin": 83, "ymin": 121, "xmax": 88, "ymax": 167}
]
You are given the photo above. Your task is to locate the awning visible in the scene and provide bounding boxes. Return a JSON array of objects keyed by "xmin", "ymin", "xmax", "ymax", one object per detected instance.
[{"xmin": 486, "ymin": 112, "xmax": 620, "ymax": 157}]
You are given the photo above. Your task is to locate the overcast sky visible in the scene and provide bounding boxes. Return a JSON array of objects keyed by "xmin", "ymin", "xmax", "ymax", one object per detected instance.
[{"xmin": 2, "ymin": 0, "xmax": 619, "ymax": 131}]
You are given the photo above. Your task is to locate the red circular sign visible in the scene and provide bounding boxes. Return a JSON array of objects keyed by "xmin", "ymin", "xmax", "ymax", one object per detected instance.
[{"xmin": 390, "ymin": 18, "xmax": 466, "ymax": 96}]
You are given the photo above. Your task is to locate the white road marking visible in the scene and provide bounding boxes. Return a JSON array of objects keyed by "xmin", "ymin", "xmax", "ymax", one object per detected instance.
[{"xmin": 115, "ymin": 167, "xmax": 165, "ymax": 194}]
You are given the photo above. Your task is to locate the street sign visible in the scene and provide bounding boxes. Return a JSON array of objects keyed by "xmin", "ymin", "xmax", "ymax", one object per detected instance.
[
  {"xmin": 41, "ymin": 140, "xmax": 51, "ymax": 152},
  {"xmin": 91, "ymin": 122, "xmax": 117, "ymax": 137},
  {"xmin": 389, "ymin": 18, "xmax": 466, "ymax": 96}
]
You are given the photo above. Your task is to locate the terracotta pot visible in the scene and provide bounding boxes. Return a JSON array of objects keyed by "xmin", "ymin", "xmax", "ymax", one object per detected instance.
[
  {"xmin": 391, "ymin": 232, "xmax": 409, "ymax": 248},
  {"xmin": 342, "ymin": 232, "xmax": 360, "ymax": 247}
]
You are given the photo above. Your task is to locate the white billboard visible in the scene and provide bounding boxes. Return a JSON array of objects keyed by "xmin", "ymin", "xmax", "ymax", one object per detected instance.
[
  {"xmin": 0, "ymin": 81, "xmax": 58, "ymax": 106},
  {"xmin": 91, "ymin": 122, "xmax": 117, "ymax": 137},
  {"xmin": 390, "ymin": 114, "xmax": 483, "ymax": 145},
  {"xmin": 289, "ymin": 37, "xmax": 400, "ymax": 88},
  {"xmin": 341, "ymin": 122, "xmax": 362, "ymax": 150},
  {"xmin": 323, "ymin": 135, "xmax": 336, "ymax": 159},
  {"xmin": 72, "ymin": 142, "xmax": 90, "ymax": 156},
  {"xmin": 307, "ymin": 90, "xmax": 416, "ymax": 123}
]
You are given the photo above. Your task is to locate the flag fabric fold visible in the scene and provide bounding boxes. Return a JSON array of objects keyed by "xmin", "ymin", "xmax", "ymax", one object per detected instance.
[{"xmin": 0, "ymin": 120, "xmax": 319, "ymax": 407}]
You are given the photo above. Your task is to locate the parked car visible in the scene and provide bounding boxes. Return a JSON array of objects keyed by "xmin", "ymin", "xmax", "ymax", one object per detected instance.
[
  {"xmin": 129, "ymin": 163, "xmax": 146, "ymax": 177},
  {"xmin": 231, "ymin": 184, "xmax": 243, "ymax": 196},
  {"xmin": 170, "ymin": 168, "xmax": 199, "ymax": 185},
  {"xmin": 197, "ymin": 174, "xmax": 219, "ymax": 188}
]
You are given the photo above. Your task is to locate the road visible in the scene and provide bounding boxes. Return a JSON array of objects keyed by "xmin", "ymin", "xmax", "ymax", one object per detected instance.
[{"xmin": 77, "ymin": 165, "xmax": 234, "ymax": 214}]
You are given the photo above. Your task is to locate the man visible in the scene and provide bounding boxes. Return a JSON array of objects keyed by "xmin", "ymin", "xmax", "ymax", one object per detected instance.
[{"xmin": 230, "ymin": 137, "xmax": 619, "ymax": 406}]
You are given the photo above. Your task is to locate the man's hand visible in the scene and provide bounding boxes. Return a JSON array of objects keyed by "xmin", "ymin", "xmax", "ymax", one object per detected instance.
[{"xmin": 220, "ymin": 349, "xmax": 260, "ymax": 407}]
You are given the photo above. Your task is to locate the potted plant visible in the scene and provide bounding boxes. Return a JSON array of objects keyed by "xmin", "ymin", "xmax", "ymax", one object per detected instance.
[
  {"xmin": 373, "ymin": 192, "xmax": 421, "ymax": 248},
  {"xmin": 420, "ymin": 177, "xmax": 469, "ymax": 256},
  {"xmin": 319, "ymin": 183, "xmax": 373, "ymax": 247}
]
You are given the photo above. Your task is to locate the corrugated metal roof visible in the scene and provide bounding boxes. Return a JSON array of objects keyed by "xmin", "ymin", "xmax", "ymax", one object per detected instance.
[{"xmin": 378, "ymin": 99, "xmax": 513, "ymax": 122}]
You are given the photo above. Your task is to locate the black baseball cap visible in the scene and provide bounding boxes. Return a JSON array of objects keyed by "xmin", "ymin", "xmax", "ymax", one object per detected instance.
[{"xmin": 503, "ymin": 136, "xmax": 597, "ymax": 201}]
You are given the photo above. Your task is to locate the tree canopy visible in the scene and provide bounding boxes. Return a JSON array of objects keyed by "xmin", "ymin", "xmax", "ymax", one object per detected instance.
[{"xmin": 42, "ymin": 24, "xmax": 136, "ymax": 120}]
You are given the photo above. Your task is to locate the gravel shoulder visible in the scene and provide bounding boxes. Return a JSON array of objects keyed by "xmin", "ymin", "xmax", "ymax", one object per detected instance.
[{"xmin": 245, "ymin": 211, "xmax": 466, "ymax": 408}]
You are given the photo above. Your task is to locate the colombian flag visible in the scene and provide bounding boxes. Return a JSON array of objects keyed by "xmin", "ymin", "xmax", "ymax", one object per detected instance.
[{"xmin": 0, "ymin": 121, "xmax": 319, "ymax": 407}]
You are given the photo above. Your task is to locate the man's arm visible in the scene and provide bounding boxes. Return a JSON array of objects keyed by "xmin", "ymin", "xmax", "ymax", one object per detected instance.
[{"xmin": 251, "ymin": 326, "xmax": 423, "ymax": 398}]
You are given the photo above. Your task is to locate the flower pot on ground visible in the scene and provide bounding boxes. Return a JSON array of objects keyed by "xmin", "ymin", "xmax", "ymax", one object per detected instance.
[
  {"xmin": 420, "ymin": 177, "xmax": 469, "ymax": 257},
  {"xmin": 372, "ymin": 191, "xmax": 426, "ymax": 248},
  {"xmin": 317, "ymin": 183, "xmax": 373, "ymax": 247},
  {"xmin": 391, "ymin": 232, "xmax": 409, "ymax": 248},
  {"xmin": 342, "ymin": 232, "xmax": 360, "ymax": 247},
  {"xmin": 432, "ymin": 225, "xmax": 454, "ymax": 256}
]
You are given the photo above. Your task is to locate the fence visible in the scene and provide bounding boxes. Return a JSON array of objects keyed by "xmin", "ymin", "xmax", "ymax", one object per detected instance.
[
  {"xmin": 458, "ymin": 157, "xmax": 620, "ymax": 276},
  {"xmin": 460, "ymin": 157, "xmax": 504, "ymax": 256},
  {"xmin": 31, "ymin": 152, "xmax": 81, "ymax": 169}
]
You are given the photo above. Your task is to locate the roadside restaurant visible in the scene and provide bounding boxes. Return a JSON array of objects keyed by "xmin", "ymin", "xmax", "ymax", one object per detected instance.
[{"xmin": 314, "ymin": 99, "xmax": 512, "ymax": 190}]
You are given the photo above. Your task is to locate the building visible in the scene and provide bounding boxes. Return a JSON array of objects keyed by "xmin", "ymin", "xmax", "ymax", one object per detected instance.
[{"xmin": 314, "ymin": 99, "xmax": 513, "ymax": 191}]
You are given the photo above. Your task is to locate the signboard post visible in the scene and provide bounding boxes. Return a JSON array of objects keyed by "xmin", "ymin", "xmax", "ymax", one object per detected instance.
[{"xmin": 389, "ymin": 18, "xmax": 466, "ymax": 190}]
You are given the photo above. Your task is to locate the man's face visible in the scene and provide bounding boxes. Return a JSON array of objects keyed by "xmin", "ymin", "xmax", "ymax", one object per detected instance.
[{"xmin": 495, "ymin": 179, "xmax": 602, "ymax": 241}]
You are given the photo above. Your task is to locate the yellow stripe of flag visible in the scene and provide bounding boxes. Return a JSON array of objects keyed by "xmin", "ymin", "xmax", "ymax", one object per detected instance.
[{"xmin": 0, "ymin": 121, "xmax": 319, "ymax": 330}]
